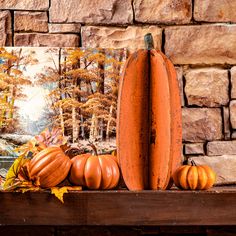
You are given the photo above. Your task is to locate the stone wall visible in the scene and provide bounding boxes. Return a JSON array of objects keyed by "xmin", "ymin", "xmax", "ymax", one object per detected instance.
[{"xmin": 0, "ymin": 0, "xmax": 236, "ymax": 182}]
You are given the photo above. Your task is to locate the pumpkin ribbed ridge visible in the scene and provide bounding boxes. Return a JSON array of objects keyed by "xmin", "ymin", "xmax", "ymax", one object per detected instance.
[
  {"xmin": 173, "ymin": 165, "xmax": 216, "ymax": 190},
  {"xmin": 40, "ymin": 157, "xmax": 71, "ymax": 187},
  {"xmin": 30, "ymin": 147, "xmax": 59, "ymax": 169},
  {"xmin": 28, "ymin": 147, "xmax": 71, "ymax": 188},
  {"xmin": 29, "ymin": 149, "xmax": 61, "ymax": 177},
  {"xmin": 69, "ymin": 154, "xmax": 120, "ymax": 190}
]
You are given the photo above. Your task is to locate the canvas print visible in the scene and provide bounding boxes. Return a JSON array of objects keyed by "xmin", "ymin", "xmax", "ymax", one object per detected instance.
[{"xmin": 0, "ymin": 47, "xmax": 127, "ymax": 164}]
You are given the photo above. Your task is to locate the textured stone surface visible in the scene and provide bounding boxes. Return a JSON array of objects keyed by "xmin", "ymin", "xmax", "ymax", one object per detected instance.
[
  {"xmin": 231, "ymin": 67, "xmax": 236, "ymax": 99},
  {"xmin": 14, "ymin": 34, "xmax": 79, "ymax": 47},
  {"xmin": 133, "ymin": 0, "xmax": 191, "ymax": 24},
  {"xmin": 82, "ymin": 26, "xmax": 162, "ymax": 53},
  {"xmin": 0, "ymin": 11, "xmax": 12, "ymax": 46},
  {"xmin": 0, "ymin": 0, "xmax": 49, "ymax": 10},
  {"xmin": 165, "ymin": 25, "xmax": 236, "ymax": 65},
  {"xmin": 182, "ymin": 108, "xmax": 222, "ymax": 142},
  {"xmin": 194, "ymin": 0, "xmax": 236, "ymax": 22},
  {"xmin": 185, "ymin": 68, "xmax": 229, "ymax": 107},
  {"xmin": 188, "ymin": 155, "xmax": 236, "ymax": 185},
  {"xmin": 50, "ymin": 0, "xmax": 133, "ymax": 24},
  {"xmin": 207, "ymin": 141, "xmax": 236, "ymax": 156},
  {"xmin": 14, "ymin": 11, "xmax": 48, "ymax": 32},
  {"xmin": 230, "ymin": 100, "xmax": 236, "ymax": 129},
  {"xmin": 175, "ymin": 67, "xmax": 184, "ymax": 107},
  {"xmin": 223, "ymin": 107, "xmax": 231, "ymax": 140},
  {"xmin": 231, "ymin": 131, "xmax": 236, "ymax": 139},
  {"xmin": 185, "ymin": 143, "xmax": 204, "ymax": 155},
  {"xmin": 49, "ymin": 23, "xmax": 81, "ymax": 33}
]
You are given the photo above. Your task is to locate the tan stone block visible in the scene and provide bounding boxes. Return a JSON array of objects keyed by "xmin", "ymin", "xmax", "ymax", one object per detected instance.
[
  {"xmin": 185, "ymin": 143, "xmax": 204, "ymax": 155},
  {"xmin": 14, "ymin": 11, "xmax": 48, "ymax": 32},
  {"xmin": 231, "ymin": 67, "xmax": 236, "ymax": 98},
  {"xmin": 207, "ymin": 141, "xmax": 236, "ymax": 156},
  {"xmin": 230, "ymin": 100, "xmax": 236, "ymax": 129},
  {"xmin": 188, "ymin": 155, "xmax": 236, "ymax": 185},
  {"xmin": 165, "ymin": 25, "xmax": 236, "ymax": 65},
  {"xmin": 185, "ymin": 68, "xmax": 229, "ymax": 107},
  {"xmin": 182, "ymin": 108, "xmax": 222, "ymax": 142},
  {"xmin": 133, "ymin": 0, "xmax": 192, "ymax": 24},
  {"xmin": 194, "ymin": 0, "xmax": 236, "ymax": 22},
  {"xmin": 0, "ymin": 10, "xmax": 12, "ymax": 46},
  {"xmin": 49, "ymin": 0, "xmax": 133, "ymax": 24},
  {"xmin": 0, "ymin": 0, "xmax": 49, "ymax": 10},
  {"xmin": 175, "ymin": 67, "xmax": 184, "ymax": 107},
  {"xmin": 81, "ymin": 26, "xmax": 162, "ymax": 53},
  {"xmin": 14, "ymin": 33, "xmax": 79, "ymax": 47},
  {"xmin": 223, "ymin": 107, "xmax": 231, "ymax": 140},
  {"xmin": 48, "ymin": 24, "xmax": 81, "ymax": 33},
  {"xmin": 231, "ymin": 131, "xmax": 236, "ymax": 139}
]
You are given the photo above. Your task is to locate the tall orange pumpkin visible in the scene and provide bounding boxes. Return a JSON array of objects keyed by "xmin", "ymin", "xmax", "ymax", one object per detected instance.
[
  {"xmin": 27, "ymin": 147, "xmax": 71, "ymax": 188},
  {"xmin": 117, "ymin": 33, "xmax": 182, "ymax": 190},
  {"xmin": 69, "ymin": 152, "xmax": 120, "ymax": 190}
]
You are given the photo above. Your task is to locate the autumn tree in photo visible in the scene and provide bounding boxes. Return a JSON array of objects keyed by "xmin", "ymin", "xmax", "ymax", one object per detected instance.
[
  {"xmin": 0, "ymin": 48, "xmax": 38, "ymax": 133},
  {"xmin": 36, "ymin": 47, "xmax": 127, "ymax": 143},
  {"xmin": 65, "ymin": 47, "xmax": 127, "ymax": 142}
]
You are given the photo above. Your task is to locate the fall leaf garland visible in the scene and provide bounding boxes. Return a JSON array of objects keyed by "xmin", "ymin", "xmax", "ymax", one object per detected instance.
[{"xmin": 1, "ymin": 127, "xmax": 82, "ymax": 203}]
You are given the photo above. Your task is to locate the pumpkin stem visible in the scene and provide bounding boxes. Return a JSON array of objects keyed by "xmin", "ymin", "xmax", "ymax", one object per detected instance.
[
  {"xmin": 191, "ymin": 160, "xmax": 197, "ymax": 166},
  {"xmin": 144, "ymin": 33, "xmax": 154, "ymax": 50},
  {"xmin": 88, "ymin": 142, "xmax": 98, "ymax": 156}
]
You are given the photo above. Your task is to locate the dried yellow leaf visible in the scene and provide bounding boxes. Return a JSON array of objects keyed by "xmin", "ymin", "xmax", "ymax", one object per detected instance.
[
  {"xmin": 3, "ymin": 155, "xmax": 28, "ymax": 189},
  {"xmin": 51, "ymin": 186, "xmax": 68, "ymax": 203},
  {"xmin": 51, "ymin": 186, "xmax": 82, "ymax": 203}
]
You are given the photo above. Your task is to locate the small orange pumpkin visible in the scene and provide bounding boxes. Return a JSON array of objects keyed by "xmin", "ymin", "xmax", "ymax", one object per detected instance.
[
  {"xmin": 173, "ymin": 162, "xmax": 216, "ymax": 190},
  {"xmin": 27, "ymin": 147, "xmax": 71, "ymax": 188},
  {"xmin": 69, "ymin": 146, "xmax": 120, "ymax": 190}
]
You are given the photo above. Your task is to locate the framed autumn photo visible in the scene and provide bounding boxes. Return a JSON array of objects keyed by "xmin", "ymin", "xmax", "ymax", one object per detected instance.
[{"xmin": 0, "ymin": 47, "xmax": 127, "ymax": 185}]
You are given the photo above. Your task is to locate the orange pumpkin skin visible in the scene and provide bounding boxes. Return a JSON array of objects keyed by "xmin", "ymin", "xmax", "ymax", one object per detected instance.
[
  {"xmin": 28, "ymin": 147, "xmax": 71, "ymax": 188},
  {"xmin": 173, "ymin": 165, "xmax": 216, "ymax": 190},
  {"xmin": 117, "ymin": 34, "xmax": 182, "ymax": 191},
  {"xmin": 69, "ymin": 154, "xmax": 120, "ymax": 190}
]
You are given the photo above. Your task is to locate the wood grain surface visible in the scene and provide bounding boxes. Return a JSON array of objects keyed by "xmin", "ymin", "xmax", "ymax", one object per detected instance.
[{"xmin": 1, "ymin": 187, "xmax": 236, "ymax": 226}]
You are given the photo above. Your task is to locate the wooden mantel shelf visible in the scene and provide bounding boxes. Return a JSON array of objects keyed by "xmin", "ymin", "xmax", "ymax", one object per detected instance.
[{"xmin": 1, "ymin": 186, "xmax": 236, "ymax": 226}]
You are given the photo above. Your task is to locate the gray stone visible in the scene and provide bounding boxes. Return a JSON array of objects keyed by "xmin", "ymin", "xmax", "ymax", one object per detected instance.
[
  {"xmin": 0, "ymin": 11, "xmax": 12, "ymax": 46},
  {"xmin": 185, "ymin": 143, "xmax": 204, "ymax": 155},
  {"xmin": 0, "ymin": 0, "xmax": 49, "ymax": 10},
  {"xmin": 230, "ymin": 100, "xmax": 236, "ymax": 129},
  {"xmin": 231, "ymin": 131, "xmax": 236, "ymax": 140},
  {"xmin": 231, "ymin": 67, "xmax": 236, "ymax": 99},
  {"xmin": 133, "ymin": 0, "xmax": 192, "ymax": 24},
  {"xmin": 14, "ymin": 33, "xmax": 79, "ymax": 47},
  {"xmin": 48, "ymin": 23, "xmax": 81, "ymax": 33},
  {"xmin": 207, "ymin": 141, "xmax": 236, "ymax": 156},
  {"xmin": 81, "ymin": 26, "xmax": 162, "ymax": 53},
  {"xmin": 185, "ymin": 68, "xmax": 229, "ymax": 107},
  {"xmin": 182, "ymin": 108, "xmax": 223, "ymax": 142},
  {"xmin": 49, "ymin": 0, "xmax": 133, "ymax": 25},
  {"xmin": 165, "ymin": 25, "xmax": 236, "ymax": 65},
  {"xmin": 223, "ymin": 107, "xmax": 231, "ymax": 140},
  {"xmin": 188, "ymin": 155, "xmax": 236, "ymax": 185},
  {"xmin": 14, "ymin": 11, "xmax": 48, "ymax": 32},
  {"xmin": 175, "ymin": 67, "xmax": 184, "ymax": 107},
  {"xmin": 194, "ymin": 0, "xmax": 236, "ymax": 22}
]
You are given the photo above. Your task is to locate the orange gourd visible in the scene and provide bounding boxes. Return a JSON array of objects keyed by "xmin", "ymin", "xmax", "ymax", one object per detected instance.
[
  {"xmin": 117, "ymin": 33, "xmax": 182, "ymax": 190},
  {"xmin": 26, "ymin": 147, "xmax": 71, "ymax": 188},
  {"xmin": 173, "ymin": 162, "xmax": 216, "ymax": 190},
  {"xmin": 69, "ymin": 147, "xmax": 120, "ymax": 190}
]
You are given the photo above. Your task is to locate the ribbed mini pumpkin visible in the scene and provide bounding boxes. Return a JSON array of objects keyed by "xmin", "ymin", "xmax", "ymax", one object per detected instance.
[
  {"xmin": 69, "ymin": 151, "xmax": 120, "ymax": 190},
  {"xmin": 27, "ymin": 147, "xmax": 71, "ymax": 188},
  {"xmin": 173, "ymin": 163, "xmax": 216, "ymax": 190}
]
